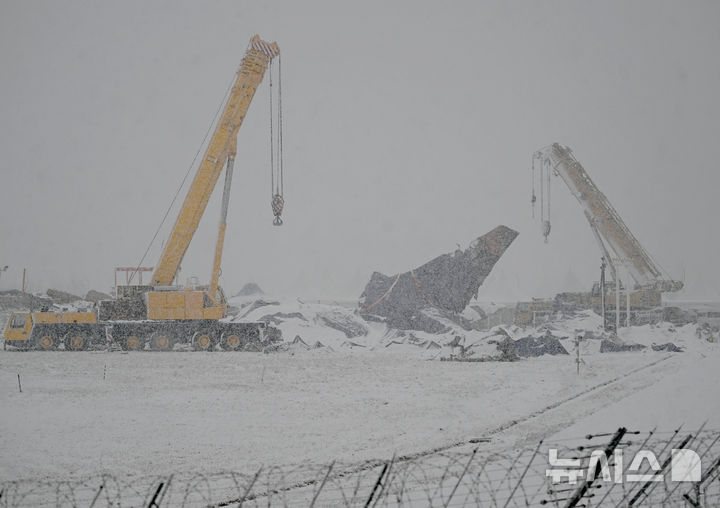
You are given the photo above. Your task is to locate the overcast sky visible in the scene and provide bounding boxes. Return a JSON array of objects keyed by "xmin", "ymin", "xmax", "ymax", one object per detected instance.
[{"xmin": 0, "ymin": 1, "xmax": 718, "ymax": 302}]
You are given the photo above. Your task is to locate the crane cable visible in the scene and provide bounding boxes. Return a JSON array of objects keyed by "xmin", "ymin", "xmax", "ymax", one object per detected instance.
[
  {"xmin": 531, "ymin": 156, "xmax": 536, "ymax": 218},
  {"xmin": 269, "ymin": 56, "xmax": 284, "ymax": 226},
  {"xmin": 128, "ymin": 71, "xmax": 237, "ymax": 285}
]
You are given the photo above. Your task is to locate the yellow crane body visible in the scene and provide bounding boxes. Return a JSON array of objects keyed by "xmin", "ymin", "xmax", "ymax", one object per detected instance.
[{"xmin": 3, "ymin": 35, "xmax": 283, "ymax": 352}]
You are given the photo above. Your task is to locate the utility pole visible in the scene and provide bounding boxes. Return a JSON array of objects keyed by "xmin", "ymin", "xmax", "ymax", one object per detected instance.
[
  {"xmin": 22, "ymin": 268, "xmax": 26, "ymax": 293},
  {"xmin": 0, "ymin": 265, "xmax": 8, "ymax": 287}
]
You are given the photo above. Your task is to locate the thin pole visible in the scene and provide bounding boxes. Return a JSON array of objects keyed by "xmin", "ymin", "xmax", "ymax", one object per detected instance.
[
  {"xmin": 576, "ymin": 337, "xmax": 581, "ymax": 375},
  {"xmin": 503, "ymin": 441, "xmax": 543, "ymax": 508},
  {"xmin": 626, "ymin": 276, "xmax": 631, "ymax": 328},
  {"xmin": 600, "ymin": 259, "xmax": 606, "ymax": 331},
  {"xmin": 444, "ymin": 447, "xmax": 478, "ymax": 507},
  {"xmin": 365, "ymin": 462, "xmax": 390, "ymax": 507},
  {"xmin": 615, "ymin": 273, "xmax": 620, "ymax": 333},
  {"xmin": 309, "ymin": 461, "xmax": 335, "ymax": 508},
  {"xmin": 22, "ymin": 268, "xmax": 26, "ymax": 293}
]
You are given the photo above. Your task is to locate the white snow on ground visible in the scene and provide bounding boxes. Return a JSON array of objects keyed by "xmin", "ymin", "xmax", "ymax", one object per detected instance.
[
  {"xmin": 0, "ymin": 336, "xmax": 717, "ymax": 481},
  {"xmin": 1, "ymin": 300, "xmax": 719, "ymax": 483}
]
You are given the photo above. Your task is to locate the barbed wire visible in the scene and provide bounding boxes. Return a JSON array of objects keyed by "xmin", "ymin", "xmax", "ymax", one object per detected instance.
[{"xmin": 2, "ymin": 428, "xmax": 719, "ymax": 507}]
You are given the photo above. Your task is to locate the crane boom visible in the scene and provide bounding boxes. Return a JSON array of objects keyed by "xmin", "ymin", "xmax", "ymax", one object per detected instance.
[
  {"xmin": 152, "ymin": 35, "xmax": 280, "ymax": 287},
  {"xmin": 533, "ymin": 143, "xmax": 682, "ymax": 293}
]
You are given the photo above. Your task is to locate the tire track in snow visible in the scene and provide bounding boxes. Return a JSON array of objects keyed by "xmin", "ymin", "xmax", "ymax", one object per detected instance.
[
  {"xmin": 216, "ymin": 354, "xmax": 676, "ymax": 506},
  {"xmin": 419, "ymin": 353, "xmax": 675, "ymax": 457}
]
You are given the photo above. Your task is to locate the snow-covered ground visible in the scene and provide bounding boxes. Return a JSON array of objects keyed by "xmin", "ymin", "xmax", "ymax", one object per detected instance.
[
  {"xmin": 2, "ymin": 295, "xmax": 719, "ymax": 484},
  {"xmin": 1, "ymin": 328, "xmax": 717, "ymax": 481}
]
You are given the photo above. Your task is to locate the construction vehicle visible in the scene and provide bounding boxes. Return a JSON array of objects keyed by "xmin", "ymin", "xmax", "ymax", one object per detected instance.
[
  {"xmin": 514, "ymin": 298, "xmax": 554, "ymax": 327},
  {"xmin": 4, "ymin": 35, "xmax": 284, "ymax": 351},
  {"xmin": 531, "ymin": 143, "xmax": 683, "ymax": 327}
]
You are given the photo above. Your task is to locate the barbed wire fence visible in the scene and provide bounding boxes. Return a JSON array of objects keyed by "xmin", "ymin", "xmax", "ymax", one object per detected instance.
[{"xmin": 2, "ymin": 427, "xmax": 719, "ymax": 507}]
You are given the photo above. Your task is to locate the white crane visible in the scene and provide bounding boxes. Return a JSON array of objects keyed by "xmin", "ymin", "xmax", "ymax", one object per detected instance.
[{"xmin": 532, "ymin": 143, "xmax": 683, "ymax": 329}]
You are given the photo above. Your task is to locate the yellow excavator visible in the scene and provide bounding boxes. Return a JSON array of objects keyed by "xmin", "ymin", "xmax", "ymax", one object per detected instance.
[{"xmin": 4, "ymin": 35, "xmax": 283, "ymax": 351}]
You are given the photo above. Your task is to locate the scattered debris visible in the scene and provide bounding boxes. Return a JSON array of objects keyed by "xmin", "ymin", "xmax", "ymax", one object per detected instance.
[
  {"xmin": 85, "ymin": 289, "xmax": 112, "ymax": 303},
  {"xmin": 600, "ymin": 339, "xmax": 647, "ymax": 353},
  {"xmin": 317, "ymin": 311, "xmax": 368, "ymax": 338},
  {"xmin": 651, "ymin": 343, "xmax": 684, "ymax": 353},
  {"xmin": 514, "ymin": 333, "xmax": 569, "ymax": 357},
  {"xmin": 235, "ymin": 299, "xmax": 280, "ymax": 319},
  {"xmin": 286, "ymin": 335, "xmax": 310, "ymax": 352},
  {"xmin": 341, "ymin": 340, "xmax": 366, "ymax": 349},
  {"xmin": 259, "ymin": 312, "xmax": 308, "ymax": 325},
  {"xmin": 46, "ymin": 288, "xmax": 83, "ymax": 304},
  {"xmin": 495, "ymin": 336, "xmax": 520, "ymax": 361}
]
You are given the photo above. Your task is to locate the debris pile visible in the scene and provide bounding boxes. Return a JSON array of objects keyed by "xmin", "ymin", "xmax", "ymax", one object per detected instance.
[
  {"xmin": 359, "ymin": 225, "xmax": 518, "ymax": 332},
  {"xmin": 514, "ymin": 333, "xmax": 569, "ymax": 357}
]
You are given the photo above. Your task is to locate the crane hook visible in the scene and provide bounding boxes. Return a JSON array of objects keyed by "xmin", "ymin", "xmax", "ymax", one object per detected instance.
[{"xmin": 272, "ymin": 193, "xmax": 284, "ymax": 226}]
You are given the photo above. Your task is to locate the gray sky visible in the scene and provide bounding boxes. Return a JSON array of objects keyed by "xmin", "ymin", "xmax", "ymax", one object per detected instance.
[{"xmin": 1, "ymin": 1, "xmax": 719, "ymax": 301}]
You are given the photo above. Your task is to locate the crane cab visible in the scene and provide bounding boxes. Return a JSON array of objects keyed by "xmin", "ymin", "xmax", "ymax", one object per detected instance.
[
  {"xmin": 4, "ymin": 311, "xmax": 99, "ymax": 350},
  {"xmin": 4, "ymin": 312, "xmax": 33, "ymax": 346}
]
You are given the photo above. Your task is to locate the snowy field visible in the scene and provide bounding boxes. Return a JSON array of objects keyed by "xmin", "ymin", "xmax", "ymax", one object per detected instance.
[{"xmin": 1, "ymin": 335, "xmax": 718, "ymax": 482}]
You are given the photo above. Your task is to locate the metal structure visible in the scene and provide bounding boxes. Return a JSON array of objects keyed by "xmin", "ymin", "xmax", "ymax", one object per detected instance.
[
  {"xmin": 4, "ymin": 35, "xmax": 284, "ymax": 351},
  {"xmin": 532, "ymin": 143, "xmax": 682, "ymax": 294},
  {"xmin": 532, "ymin": 143, "xmax": 682, "ymax": 329},
  {"xmin": 114, "ymin": 266, "xmax": 153, "ymax": 288}
]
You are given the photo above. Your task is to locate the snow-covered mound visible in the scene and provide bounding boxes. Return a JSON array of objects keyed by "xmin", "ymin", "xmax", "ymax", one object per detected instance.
[{"xmin": 227, "ymin": 297, "xmax": 718, "ymax": 359}]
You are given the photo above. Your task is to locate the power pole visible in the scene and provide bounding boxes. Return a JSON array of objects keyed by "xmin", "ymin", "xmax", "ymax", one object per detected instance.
[{"xmin": 0, "ymin": 265, "xmax": 8, "ymax": 287}]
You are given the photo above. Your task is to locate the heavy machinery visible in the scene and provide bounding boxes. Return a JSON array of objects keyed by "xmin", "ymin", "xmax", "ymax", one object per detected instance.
[
  {"xmin": 4, "ymin": 35, "xmax": 284, "ymax": 351},
  {"xmin": 531, "ymin": 143, "xmax": 683, "ymax": 328}
]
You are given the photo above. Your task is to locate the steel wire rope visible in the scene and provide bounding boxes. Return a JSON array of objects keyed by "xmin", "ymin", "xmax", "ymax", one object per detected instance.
[{"xmin": 128, "ymin": 67, "xmax": 237, "ymax": 284}]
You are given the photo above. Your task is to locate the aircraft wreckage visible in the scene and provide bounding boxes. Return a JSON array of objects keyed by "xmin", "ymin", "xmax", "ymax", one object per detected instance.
[{"xmin": 359, "ymin": 225, "xmax": 518, "ymax": 332}]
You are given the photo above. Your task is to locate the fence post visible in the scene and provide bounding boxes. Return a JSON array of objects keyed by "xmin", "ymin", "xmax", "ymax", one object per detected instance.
[
  {"xmin": 237, "ymin": 466, "xmax": 263, "ymax": 506},
  {"xmin": 88, "ymin": 482, "xmax": 105, "ymax": 508},
  {"xmin": 629, "ymin": 433, "xmax": 694, "ymax": 506},
  {"xmin": 156, "ymin": 474, "xmax": 173, "ymax": 506},
  {"xmin": 147, "ymin": 481, "xmax": 165, "ymax": 508},
  {"xmin": 565, "ymin": 427, "xmax": 626, "ymax": 508},
  {"xmin": 682, "ymin": 485, "xmax": 702, "ymax": 507},
  {"xmin": 364, "ymin": 462, "xmax": 389, "ymax": 508},
  {"xmin": 503, "ymin": 440, "xmax": 543, "ymax": 508},
  {"xmin": 371, "ymin": 455, "xmax": 396, "ymax": 508},
  {"xmin": 308, "ymin": 461, "xmax": 335, "ymax": 508},
  {"xmin": 682, "ymin": 454, "xmax": 720, "ymax": 508},
  {"xmin": 443, "ymin": 447, "xmax": 478, "ymax": 508}
]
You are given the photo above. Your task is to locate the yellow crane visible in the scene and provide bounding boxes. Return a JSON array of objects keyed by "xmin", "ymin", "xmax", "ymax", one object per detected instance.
[{"xmin": 4, "ymin": 35, "xmax": 284, "ymax": 351}]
